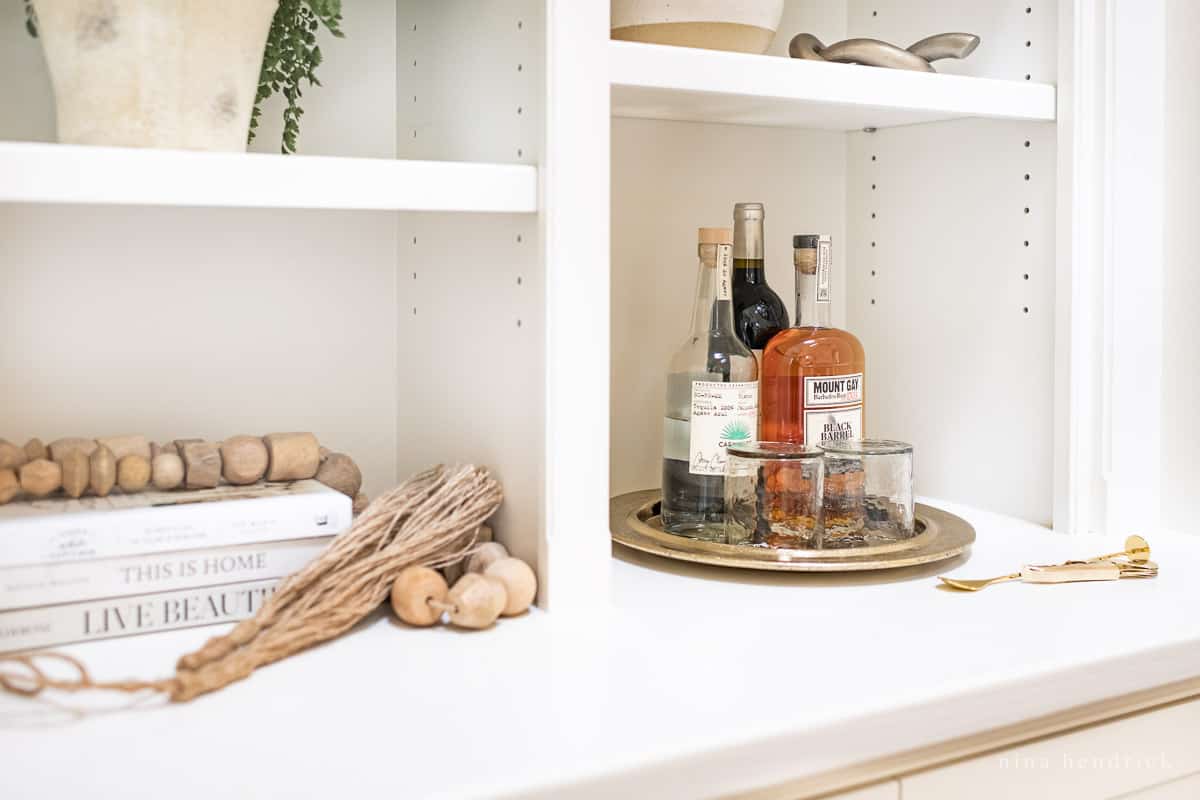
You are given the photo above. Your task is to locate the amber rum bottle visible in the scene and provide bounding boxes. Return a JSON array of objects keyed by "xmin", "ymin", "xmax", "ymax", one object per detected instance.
[
  {"xmin": 731, "ymin": 203, "xmax": 789, "ymax": 360},
  {"xmin": 760, "ymin": 235, "xmax": 865, "ymax": 445},
  {"xmin": 662, "ymin": 228, "xmax": 758, "ymax": 539}
]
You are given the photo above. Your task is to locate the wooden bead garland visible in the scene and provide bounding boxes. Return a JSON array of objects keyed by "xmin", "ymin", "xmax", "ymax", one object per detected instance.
[
  {"xmin": 20, "ymin": 459, "xmax": 62, "ymax": 497},
  {"xmin": 465, "ymin": 541, "xmax": 509, "ymax": 575},
  {"xmin": 484, "ymin": 558, "xmax": 538, "ymax": 617},
  {"xmin": 60, "ymin": 450, "xmax": 89, "ymax": 499},
  {"xmin": 117, "ymin": 455, "xmax": 151, "ymax": 492},
  {"xmin": 0, "ymin": 440, "xmax": 24, "ymax": 471},
  {"xmin": 445, "ymin": 574, "xmax": 508, "ymax": 629},
  {"xmin": 0, "ymin": 469, "xmax": 18, "ymax": 504},
  {"xmin": 23, "ymin": 438, "xmax": 47, "ymax": 463},
  {"xmin": 88, "ymin": 445, "xmax": 116, "ymax": 497},
  {"xmin": 392, "ymin": 536, "xmax": 537, "ymax": 630},
  {"xmin": 0, "ymin": 432, "xmax": 366, "ymax": 508},
  {"xmin": 151, "ymin": 453, "xmax": 185, "ymax": 490},
  {"xmin": 390, "ymin": 566, "xmax": 449, "ymax": 627}
]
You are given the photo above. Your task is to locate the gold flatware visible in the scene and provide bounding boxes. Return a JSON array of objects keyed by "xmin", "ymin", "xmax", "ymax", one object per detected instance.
[
  {"xmin": 939, "ymin": 536, "xmax": 1158, "ymax": 592},
  {"xmin": 939, "ymin": 572, "xmax": 1022, "ymax": 592},
  {"xmin": 1086, "ymin": 534, "xmax": 1151, "ymax": 564}
]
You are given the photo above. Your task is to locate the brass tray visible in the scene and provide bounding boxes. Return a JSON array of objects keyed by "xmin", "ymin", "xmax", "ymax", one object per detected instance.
[{"xmin": 610, "ymin": 489, "xmax": 975, "ymax": 572}]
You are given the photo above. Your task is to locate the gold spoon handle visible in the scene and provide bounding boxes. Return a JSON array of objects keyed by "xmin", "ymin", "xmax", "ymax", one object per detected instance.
[{"xmin": 1021, "ymin": 561, "xmax": 1121, "ymax": 583}]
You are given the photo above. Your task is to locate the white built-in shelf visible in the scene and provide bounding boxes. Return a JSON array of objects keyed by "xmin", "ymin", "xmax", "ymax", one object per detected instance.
[
  {"xmin": 610, "ymin": 40, "xmax": 1057, "ymax": 130},
  {"xmin": 0, "ymin": 142, "xmax": 538, "ymax": 212}
]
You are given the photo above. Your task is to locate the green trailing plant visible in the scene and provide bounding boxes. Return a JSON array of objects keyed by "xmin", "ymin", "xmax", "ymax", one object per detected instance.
[
  {"xmin": 22, "ymin": 0, "xmax": 343, "ymax": 154},
  {"xmin": 253, "ymin": 0, "xmax": 344, "ymax": 153}
]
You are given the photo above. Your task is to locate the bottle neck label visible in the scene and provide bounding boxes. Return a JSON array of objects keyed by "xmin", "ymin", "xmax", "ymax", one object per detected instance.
[
  {"xmin": 716, "ymin": 244, "xmax": 733, "ymax": 301},
  {"xmin": 816, "ymin": 238, "xmax": 832, "ymax": 304}
]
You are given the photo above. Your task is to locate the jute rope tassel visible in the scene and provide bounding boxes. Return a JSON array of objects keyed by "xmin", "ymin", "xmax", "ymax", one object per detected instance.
[{"xmin": 0, "ymin": 464, "xmax": 502, "ymax": 702}]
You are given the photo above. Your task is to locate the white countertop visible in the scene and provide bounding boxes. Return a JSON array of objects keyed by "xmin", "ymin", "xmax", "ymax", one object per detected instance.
[{"xmin": 2, "ymin": 499, "xmax": 1199, "ymax": 799}]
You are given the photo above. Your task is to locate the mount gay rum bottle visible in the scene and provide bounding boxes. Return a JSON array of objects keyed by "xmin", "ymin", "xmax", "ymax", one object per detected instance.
[
  {"xmin": 760, "ymin": 235, "xmax": 865, "ymax": 445},
  {"xmin": 661, "ymin": 228, "xmax": 758, "ymax": 540}
]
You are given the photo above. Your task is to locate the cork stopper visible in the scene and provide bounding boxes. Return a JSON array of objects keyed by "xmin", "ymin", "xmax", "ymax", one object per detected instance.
[
  {"xmin": 795, "ymin": 250, "xmax": 817, "ymax": 274},
  {"xmin": 698, "ymin": 227, "xmax": 733, "ymax": 245}
]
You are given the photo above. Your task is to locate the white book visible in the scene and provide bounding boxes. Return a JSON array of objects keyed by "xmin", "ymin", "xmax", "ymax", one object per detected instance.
[
  {"xmin": 0, "ymin": 578, "xmax": 279, "ymax": 654},
  {"xmin": 0, "ymin": 537, "xmax": 332, "ymax": 610},
  {"xmin": 0, "ymin": 480, "xmax": 350, "ymax": 568}
]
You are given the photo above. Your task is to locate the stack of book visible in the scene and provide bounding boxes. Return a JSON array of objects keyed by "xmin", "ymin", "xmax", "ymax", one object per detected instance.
[{"xmin": 0, "ymin": 480, "xmax": 351, "ymax": 652}]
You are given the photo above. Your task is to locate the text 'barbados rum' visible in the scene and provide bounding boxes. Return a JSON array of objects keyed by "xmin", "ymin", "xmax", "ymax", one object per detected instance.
[{"xmin": 760, "ymin": 235, "xmax": 865, "ymax": 445}]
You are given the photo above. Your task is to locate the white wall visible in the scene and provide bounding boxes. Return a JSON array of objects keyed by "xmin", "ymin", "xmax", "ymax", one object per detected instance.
[{"xmin": 1161, "ymin": 0, "xmax": 1200, "ymax": 534}]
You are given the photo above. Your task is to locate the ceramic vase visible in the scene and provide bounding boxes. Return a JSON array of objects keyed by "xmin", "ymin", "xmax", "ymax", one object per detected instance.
[
  {"xmin": 611, "ymin": 0, "xmax": 786, "ymax": 54},
  {"xmin": 32, "ymin": 0, "xmax": 279, "ymax": 151}
]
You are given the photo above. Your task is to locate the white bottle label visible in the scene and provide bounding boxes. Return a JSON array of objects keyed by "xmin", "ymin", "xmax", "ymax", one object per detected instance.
[
  {"xmin": 689, "ymin": 381, "xmax": 757, "ymax": 476},
  {"xmin": 716, "ymin": 244, "xmax": 733, "ymax": 301},
  {"xmin": 816, "ymin": 236, "xmax": 832, "ymax": 303},
  {"xmin": 804, "ymin": 373, "xmax": 863, "ymax": 408},
  {"xmin": 804, "ymin": 406, "xmax": 863, "ymax": 445}
]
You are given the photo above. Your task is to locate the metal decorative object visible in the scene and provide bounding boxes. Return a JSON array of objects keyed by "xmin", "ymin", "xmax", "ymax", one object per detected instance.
[
  {"xmin": 610, "ymin": 489, "xmax": 975, "ymax": 572},
  {"xmin": 939, "ymin": 535, "xmax": 1156, "ymax": 592},
  {"xmin": 789, "ymin": 32, "xmax": 980, "ymax": 73}
]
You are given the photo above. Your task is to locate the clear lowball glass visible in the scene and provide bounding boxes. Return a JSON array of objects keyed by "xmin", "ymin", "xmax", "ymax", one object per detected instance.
[
  {"xmin": 818, "ymin": 439, "xmax": 914, "ymax": 547},
  {"xmin": 724, "ymin": 442, "xmax": 824, "ymax": 548}
]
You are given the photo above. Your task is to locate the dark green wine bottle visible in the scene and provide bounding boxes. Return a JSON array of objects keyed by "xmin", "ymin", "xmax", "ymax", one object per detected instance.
[{"xmin": 731, "ymin": 202, "xmax": 790, "ymax": 360}]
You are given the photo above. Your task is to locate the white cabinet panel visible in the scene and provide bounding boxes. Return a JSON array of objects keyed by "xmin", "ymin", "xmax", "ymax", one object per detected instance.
[
  {"xmin": 825, "ymin": 781, "xmax": 900, "ymax": 800},
  {"xmin": 1116, "ymin": 771, "xmax": 1200, "ymax": 800},
  {"xmin": 902, "ymin": 698, "xmax": 1200, "ymax": 800}
]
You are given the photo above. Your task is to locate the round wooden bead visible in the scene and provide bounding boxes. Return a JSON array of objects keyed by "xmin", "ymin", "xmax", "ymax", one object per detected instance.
[
  {"xmin": 352, "ymin": 493, "xmax": 369, "ymax": 515},
  {"xmin": 88, "ymin": 445, "xmax": 116, "ymax": 497},
  {"xmin": 220, "ymin": 435, "xmax": 268, "ymax": 485},
  {"xmin": 484, "ymin": 558, "xmax": 537, "ymax": 617},
  {"xmin": 476, "ymin": 523, "xmax": 494, "ymax": 543},
  {"xmin": 48, "ymin": 437, "xmax": 96, "ymax": 462},
  {"xmin": 152, "ymin": 452, "xmax": 185, "ymax": 490},
  {"xmin": 263, "ymin": 432, "xmax": 321, "ymax": 482},
  {"xmin": 60, "ymin": 449, "xmax": 90, "ymax": 499},
  {"xmin": 446, "ymin": 573, "xmax": 508, "ymax": 630},
  {"xmin": 315, "ymin": 453, "xmax": 362, "ymax": 498},
  {"xmin": 0, "ymin": 469, "xmax": 19, "ymax": 504},
  {"xmin": 465, "ymin": 542, "xmax": 509, "ymax": 575},
  {"xmin": 23, "ymin": 438, "xmax": 48, "ymax": 463},
  {"xmin": 390, "ymin": 566, "xmax": 449, "ymax": 627},
  {"xmin": 0, "ymin": 439, "xmax": 27, "ymax": 471},
  {"xmin": 20, "ymin": 459, "xmax": 62, "ymax": 498},
  {"xmin": 117, "ymin": 455, "xmax": 151, "ymax": 492}
]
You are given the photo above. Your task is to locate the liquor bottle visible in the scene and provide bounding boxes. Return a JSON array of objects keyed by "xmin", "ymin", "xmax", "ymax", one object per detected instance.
[
  {"xmin": 760, "ymin": 235, "xmax": 865, "ymax": 446},
  {"xmin": 662, "ymin": 228, "xmax": 759, "ymax": 539},
  {"xmin": 731, "ymin": 202, "xmax": 790, "ymax": 360}
]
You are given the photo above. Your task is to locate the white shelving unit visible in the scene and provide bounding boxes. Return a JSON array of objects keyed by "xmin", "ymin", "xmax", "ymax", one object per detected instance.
[
  {"xmin": 0, "ymin": 1, "xmax": 1195, "ymax": 798},
  {"xmin": 610, "ymin": 40, "xmax": 1057, "ymax": 129},
  {"xmin": 0, "ymin": 142, "xmax": 538, "ymax": 212}
]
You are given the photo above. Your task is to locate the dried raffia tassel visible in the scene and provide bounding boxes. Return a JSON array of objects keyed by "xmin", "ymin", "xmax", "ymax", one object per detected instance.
[{"xmin": 0, "ymin": 464, "xmax": 501, "ymax": 703}]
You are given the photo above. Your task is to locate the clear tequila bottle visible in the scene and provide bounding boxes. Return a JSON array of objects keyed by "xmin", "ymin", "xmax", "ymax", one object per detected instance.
[{"xmin": 662, "ymin": 228, "xmax": 759, "ymax": 539}]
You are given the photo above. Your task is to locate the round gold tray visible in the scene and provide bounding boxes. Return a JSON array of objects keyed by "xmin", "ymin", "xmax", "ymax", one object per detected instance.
[{"xmin": 610, "ymin": 489, "xmax": 975, "ymax": 572}]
